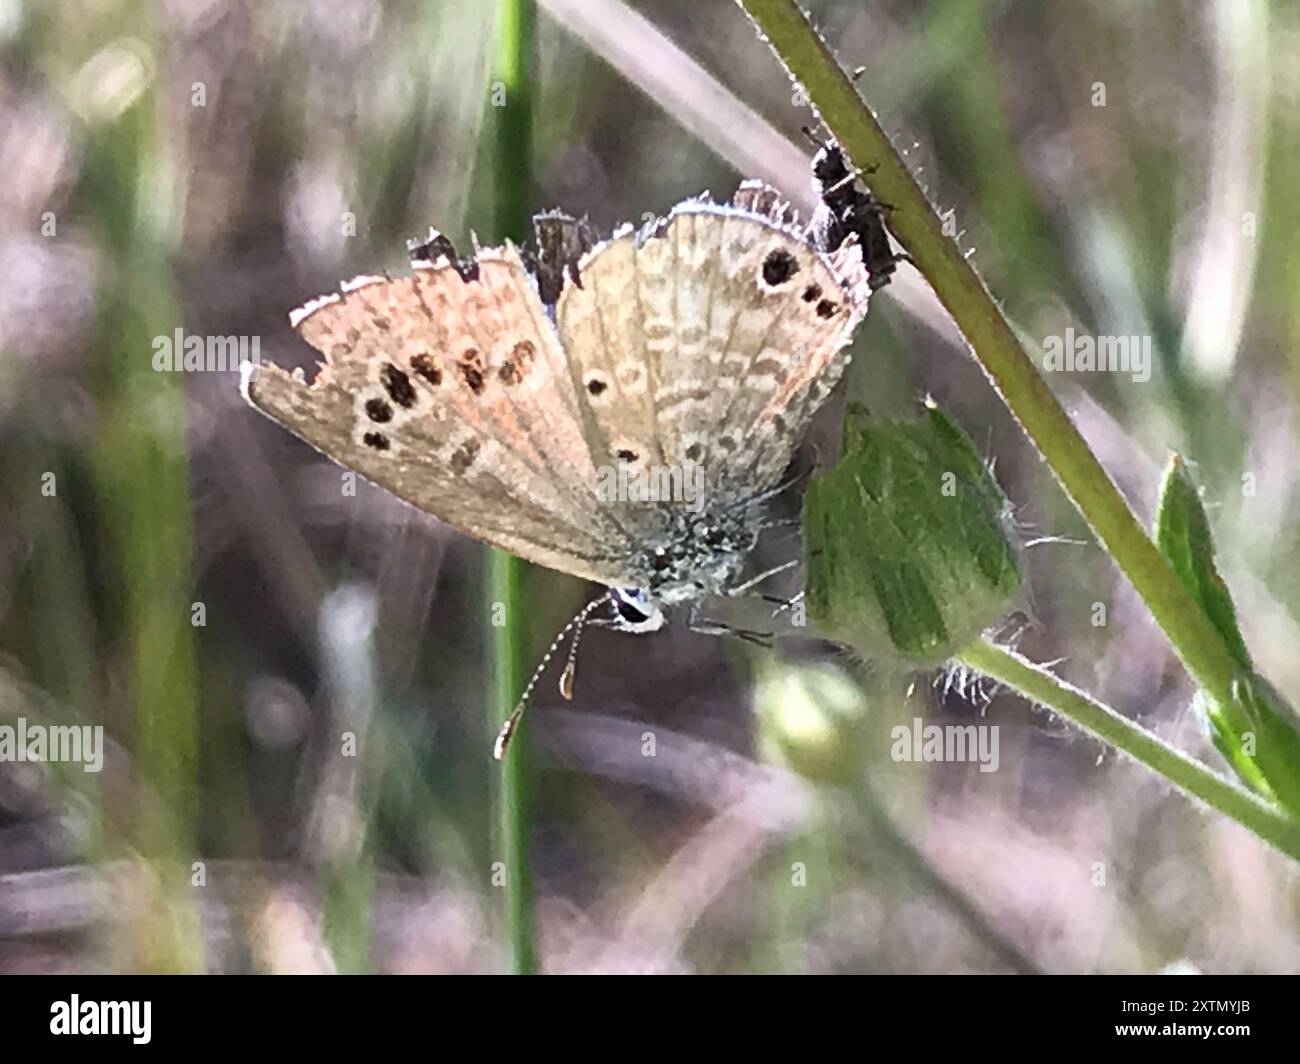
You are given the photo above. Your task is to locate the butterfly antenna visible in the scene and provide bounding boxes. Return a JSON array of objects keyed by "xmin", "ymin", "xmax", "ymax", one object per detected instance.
[
  {"xmin": 558, "ymin": 598, "xmax": 598, "ymax": 700},
  {"xmin": 493, "ymin": 591, "xmax": 613, "ymax": 761},
  {"xmin": 731, "ymin": 557, "xmax": 799, "ymax": 595}
]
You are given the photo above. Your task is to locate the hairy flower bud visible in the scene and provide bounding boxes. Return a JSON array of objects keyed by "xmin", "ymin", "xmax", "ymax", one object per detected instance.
[{"xmin": 804, "ymin": 400, "xmax": 1023, "ymax": 665}]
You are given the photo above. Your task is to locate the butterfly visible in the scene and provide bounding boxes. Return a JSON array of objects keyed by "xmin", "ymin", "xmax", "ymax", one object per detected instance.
[{"xmin": 241, "ymin": 180, "xmax": 871, "ymax": 757}]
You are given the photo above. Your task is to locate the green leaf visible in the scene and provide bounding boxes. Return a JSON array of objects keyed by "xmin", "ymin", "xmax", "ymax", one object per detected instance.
[
  {"xmin": 1153, "ymin": 455, "xmax": 1300, "ymax": 812},
  {"xmin": 1153, "ymin": 456, "xmax": 1252, "ymax": 671},
  {"xmin": 1232, "ymin": 673, "xmax": 1300, "ymax": 819}
]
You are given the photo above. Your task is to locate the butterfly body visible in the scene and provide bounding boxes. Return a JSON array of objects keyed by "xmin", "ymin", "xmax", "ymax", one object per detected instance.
[{"xmin": 619, "ymin": 503, "xmax": 759, "ymax": 609}]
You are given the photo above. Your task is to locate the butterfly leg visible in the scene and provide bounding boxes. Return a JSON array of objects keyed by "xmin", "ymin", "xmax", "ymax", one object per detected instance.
[
  {"xmin": 685, "ymin": 602, "xmax": 774, "ymax": 647},
  {"xmin": 762, "ymin": 589, "xmax": 806, "ymax": 619},
  {"xmin": 731, "ymin": 558, "xmax": 799, "ymax": 595},
  {"xmin": 729, "ymin": 465, "xmax": 814, "ymax": 516},
  {"xmin": 758, "ymin": 518, "xmax": 801, "ymax": 532}
]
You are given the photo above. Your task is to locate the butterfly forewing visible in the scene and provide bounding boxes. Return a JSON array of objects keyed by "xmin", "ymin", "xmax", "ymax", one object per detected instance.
[{"xmin": 243, "ymin": 248, "xmax": 635, "ymax": 585}]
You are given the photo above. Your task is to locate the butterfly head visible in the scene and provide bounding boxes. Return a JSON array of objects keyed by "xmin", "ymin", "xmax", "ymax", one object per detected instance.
[{"xmin": 605, "ymin": 587, "xmax": 665, "ymax": 633}]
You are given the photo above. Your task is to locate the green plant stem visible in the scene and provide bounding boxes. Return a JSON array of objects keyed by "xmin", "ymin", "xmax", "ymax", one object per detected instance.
[
  {"xmin": 84, "ymin": 6, "xmax": 202, "ymax": 969},
  {"xmin": 958, "ymin": 639, "xmax": 1300, "ymax": 863},
  {"xmin": 490, "ymin": 0, "xmax": 538, "ymax": 976},
  {"xmin": 737, "ymin": 0, "xmax": 1240, "ymax": 714}
]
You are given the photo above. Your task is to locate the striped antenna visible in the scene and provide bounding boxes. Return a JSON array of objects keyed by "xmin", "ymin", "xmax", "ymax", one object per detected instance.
[{"xmin": 493, "ymin": 591, "xmax": 613, "ymax": 761}]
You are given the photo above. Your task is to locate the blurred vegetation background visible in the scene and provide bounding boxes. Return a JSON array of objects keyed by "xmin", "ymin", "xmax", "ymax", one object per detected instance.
[{"xmin": 0, "ymin": 0, "xmax": 1297, "ymax": 973}]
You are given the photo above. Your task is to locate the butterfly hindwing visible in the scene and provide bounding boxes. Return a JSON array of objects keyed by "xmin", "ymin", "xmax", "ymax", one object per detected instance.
[{"xmin": 557, "ymin": 195, "xmax": 870, "ymax": 502}]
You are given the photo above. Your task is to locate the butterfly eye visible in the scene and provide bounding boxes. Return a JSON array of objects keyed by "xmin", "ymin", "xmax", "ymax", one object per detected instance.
[{"xmin": 615, "ymin": 592, "xmax": 651, "ymax": 624}]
